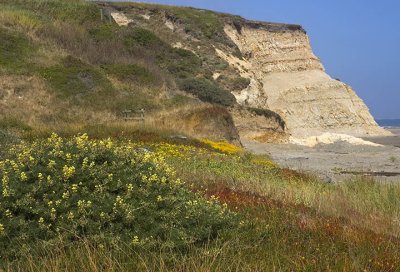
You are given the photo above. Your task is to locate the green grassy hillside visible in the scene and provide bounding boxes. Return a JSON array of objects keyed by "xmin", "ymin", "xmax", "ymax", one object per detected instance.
[
  {"xmin": 0, "ymin": 1, "xmax": 253, "ymax": 136},
  {"xmin": 0, "ymin": 0, "xmax": 250, "ymax": 142}
]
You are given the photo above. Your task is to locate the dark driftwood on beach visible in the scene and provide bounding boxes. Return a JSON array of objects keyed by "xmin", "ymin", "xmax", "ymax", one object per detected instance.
[{"xmin": 338, "ymin": 171, "xmax": 400, "ymax": 177}]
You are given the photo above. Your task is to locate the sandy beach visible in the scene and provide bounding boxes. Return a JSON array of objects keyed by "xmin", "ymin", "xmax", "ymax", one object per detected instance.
[
  {"xmin": 243, "ymin": 129, "xmax": 400, "ymax": 182},
  {"xmin": 364, "ymin": 128, "xmax": 400, "ymax": 146}
]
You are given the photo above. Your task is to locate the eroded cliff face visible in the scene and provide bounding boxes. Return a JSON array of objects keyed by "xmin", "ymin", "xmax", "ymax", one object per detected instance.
[
  {"xmin": 87, "ymin": 3, "xmax": 390, "ymax": 141},
  {"xmin": 219, "ymin": 24, "xmax": 390, "ymax": 137}
]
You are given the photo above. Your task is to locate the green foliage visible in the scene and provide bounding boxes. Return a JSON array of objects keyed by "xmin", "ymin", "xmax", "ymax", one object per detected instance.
[
  {"xmin": 0, "ymin": 27, "xmax": 35, "ymax": 73},
  {"xmin": 0, "ymin": 129, "xmax": 20, "ymax": 158},
  {"xmin": 218, "ymin": 75, "xmax": 250, "ymax": 91},
  {"xmin": 232, "ymin": 77, "xmax": 250, "ymax": 90},
  {"xmin": 166, "ymin": 7, "xmax": 223, "ymax": 40},
  {"xmin": 119, "ymin": 27, "xmax": 207, "ymax": 81},
  {"xmin": 2, "ymin": 139, "xmax": 400, "ymax": 270},
  {"xmin": 39, "ymin": 56, "xmax": 111, "ymax": 98},
  {"xmin": 101, "ymin": 64, "xmax": 156, "ymax": 85},
  {"xmin": 123, "ymin": 27, "xmax": 164, "ymax": 48},
  {"xmin": 179, "ymin": 78, "xmax": 236, "ymax": 107},
  {"xmin": 158, "ymin": 48, "xmax": 203, "ymax": 79},
  {"xmin": 0, "ymin": 134, "xmax": 237, "ymax": 260},
  {"xmin": 232, "ymin": 49, "xmax": 244, "ymax": 60},
  {"xmin": 88, "ymin": 23, "xmax": 120, "ymax": 42},
  {"xmin": 0, "ymin": 5, "xmax": 45, "ymax": 31},
  {"xmin": 249, "ymin": 107, "xmax": 286, "ymax": 130},
  {"xmin": 0, "ymin": 118, "xmax": 32, "ymax": 132},
  {"xmin": 5, "ymin": 0, "xmax": 99, "ymax": 24}
]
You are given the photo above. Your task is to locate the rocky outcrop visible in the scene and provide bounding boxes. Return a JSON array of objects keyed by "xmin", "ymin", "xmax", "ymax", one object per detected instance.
[
  {"xmin": 219, "ymin": 23, "xmax": 390, "ymax": 137},
  {"xmin": 153, "ymin": 105, "xmax": 242, "ymax": 145},
  {"xmin": 230, "ymin": 106, "xmax": 288, "ymax": 143}
]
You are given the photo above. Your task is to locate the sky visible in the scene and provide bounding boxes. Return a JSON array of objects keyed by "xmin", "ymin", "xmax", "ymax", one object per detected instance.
[{"xmin": 120, "ymin": 0, "xmax": 400, "ymax": 119}]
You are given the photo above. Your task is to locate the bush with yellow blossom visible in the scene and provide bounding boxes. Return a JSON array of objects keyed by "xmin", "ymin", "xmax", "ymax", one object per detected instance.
[
  {"xmin": 201, "ymin": 139, "xmax": 242, "ymax": 154},
  {"xmin": 0, "ymin": 133, "xmax": 236, "ymax": 260}
]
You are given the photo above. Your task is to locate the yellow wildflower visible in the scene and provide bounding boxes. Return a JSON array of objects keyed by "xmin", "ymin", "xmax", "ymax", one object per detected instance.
[
  {"xmin": 65, "ymin": 153, "xmax": 72, "ymax": 161},
  {"xmin": 131, "ymin": 236, "xmax": 140, "ymax": 245},
  {"xmin": 82, "ymin": 157, "xmax": 89, "ymax": 169},
  {"xmin": 67, "ymin": 211, "xmax": 74, "ymax": 220},
  {"xmin": 201, "ymin": 139, "xmax": 242, "ymax": 154},
  {"xmin": 251, "ymin": 158, "xmax": 278, "ymax": 169},
  {"xmin": 76, "ymin": 133, "xmax": 89, "ymax": 149},
  {"xmin": 5, "ymin": 209, "xmax": 12, "ymax": 218},
  {"xmin": 50, "ymin": 207, "xmax": 56, "ymax": 220},
  {"xmin": 48, "ymin": 160, "xmax": 56, "ymax": 168},
  {"xmin": 63, "ymin": 165, "xmax": 75, "ymax": 180},
  {"xmin": 62, "ymin": 191, "xmax": 70, "ymax": 199},
  {"xmin": 71, "ymin": 184, "xmax": 78, "ymax": 192},
  {"xmin": 10, "ymin": 160, "xmax": 19, "ymax": 172},
  {"xmin": 100, "ymin": 138, "xmax": 113, "ymax": 149},
  {"xmin": 20, "ymin": 172, "xmax": 28, "ymax": 182}
]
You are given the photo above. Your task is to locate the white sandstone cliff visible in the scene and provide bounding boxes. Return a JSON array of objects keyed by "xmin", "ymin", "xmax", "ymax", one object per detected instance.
[{"xmin": 219, "ymin": 23, "xmax": 390, "ymax": 137}]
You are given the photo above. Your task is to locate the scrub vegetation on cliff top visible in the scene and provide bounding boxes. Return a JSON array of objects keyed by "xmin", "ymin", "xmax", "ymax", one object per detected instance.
[{"xmin": 1, "ymin": 1, "xmax": 400, "ymax": 271}]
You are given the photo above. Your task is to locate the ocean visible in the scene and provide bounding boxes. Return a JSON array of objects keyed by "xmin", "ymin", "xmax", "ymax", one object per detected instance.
[{"xmin": 376, "ymin": 119, "xmax": 400, "ymax": 128}]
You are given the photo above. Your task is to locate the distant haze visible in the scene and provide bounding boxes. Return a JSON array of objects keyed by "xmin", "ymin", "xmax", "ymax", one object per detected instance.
[{"xmin": 113, "ymin": 0, "xmax": 400, "ymax": 119}]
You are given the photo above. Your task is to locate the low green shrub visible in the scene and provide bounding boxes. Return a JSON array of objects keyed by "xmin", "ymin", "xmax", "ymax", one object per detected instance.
[
  {"xmin": 232, "ymin": 77, "xmax": 250, "ymax": 90},
  {"xmin": 179, "ymin": 78, "xmax": 236, "ymax": 107},
  {"xmin": 0, "ymin": 27, "xmax": 35, "ymax": 72},
  {"xmin": 158, "ymin": 48, "xmax": 203, "ymax": 79},
  {"xmin": 123, "ymin": 27, "xmax": 164, "ymax": 48},
  {"xmin": 165, "ymin": 7, "xmax": 223, "ymax": 40},
  {"xmin": 0, "ymin": 118, "xmax": 32, "ymax": 131},
  {"xmin": 0, "ymin": 134, "xmax": 236, "ymax": 260},
  {"xmin": 88, "ymin": 23, "xmax": 120, "ymax": 42},
  {"xmin": 0, "ymin": 129, "xmax": 20, "ymax": 158},
  {"xmin": 39, "ymin": 56, "xmax": 111, "ymax": 98},
  {"xmin": 232, "ymin": 49, "xmax": 244, "ymax": 60},
  {"xmin": 218, "ymin": 76, "xmax": 250, "ymax": 91},
  {"xmin": 101, "ymin": 64, "xmax": 156, "ymax": 85},
  {"xmin": 249, "ymin": 107, "xmax": 286, "ymax": 130},
  {"xmin": 5, "ymin": 0, "xmax": 99, "ymax": 24}
]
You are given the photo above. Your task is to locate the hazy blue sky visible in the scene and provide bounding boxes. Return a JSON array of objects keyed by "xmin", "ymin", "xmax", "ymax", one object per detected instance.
[{"xmin": 122, "ymin": 0, "xmax": 400, "ymax": 119}]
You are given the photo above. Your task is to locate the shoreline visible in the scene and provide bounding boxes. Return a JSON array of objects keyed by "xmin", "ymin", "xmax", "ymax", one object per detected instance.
[
  {"xmin": 363, "ymin": 128, "xmax": 400, "ymax": 147},
  {"xmin": 244, "ymin": 129, "xmax": 400, "ymax": 182}
]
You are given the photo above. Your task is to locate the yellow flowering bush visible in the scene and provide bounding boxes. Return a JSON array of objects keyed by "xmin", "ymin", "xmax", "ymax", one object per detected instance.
[
  {"xmin": 251, "ymin": 158, "xmax": 278, "ymax": 169},
  {"xmin": 0, "ymin": 133, "xmax": 236, "ymax": 260},
  {"xmin": 201, "ymin": 139, "xmax": 242, "ymax": 154}
]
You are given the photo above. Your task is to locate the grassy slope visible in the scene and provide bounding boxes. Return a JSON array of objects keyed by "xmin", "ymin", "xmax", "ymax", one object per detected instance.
[
  {"xmin": 1, "ymin": 132, "xmax": 400, "ymax": 271},
  {"xmin": 0, "ymin": 0, "xmax": 241, "ymax": 128}
]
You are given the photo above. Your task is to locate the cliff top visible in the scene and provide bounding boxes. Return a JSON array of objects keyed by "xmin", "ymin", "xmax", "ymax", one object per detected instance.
[{"xmin": 96, "ymin": 1, "xmax": 305, "ymax": 33}]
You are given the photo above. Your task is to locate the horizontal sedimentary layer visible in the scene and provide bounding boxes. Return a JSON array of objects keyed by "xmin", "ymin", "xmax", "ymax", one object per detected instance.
[{"xmin": 222, "ymin": 23, "xmax": 389, "ymax": 137}]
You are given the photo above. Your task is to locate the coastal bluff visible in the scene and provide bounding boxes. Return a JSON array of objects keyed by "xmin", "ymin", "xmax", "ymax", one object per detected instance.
[
  {"xmin": 0, "ymin": 1, "xmax": 390, "ymax": 144},
  {"xmin": 107, "ymin": 2, "xmax": 389, "ymax": 139},
  {"xmin": 219, "ymin": 20, "xmax": 390, "ymax": 138}
]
